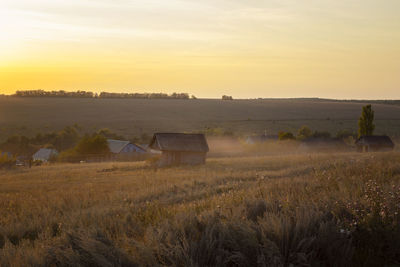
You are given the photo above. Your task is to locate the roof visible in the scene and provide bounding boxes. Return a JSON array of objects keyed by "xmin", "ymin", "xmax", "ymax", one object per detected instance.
[
  {"xmin": 107, "ymin": 139, "xmax": 131, "ymax": 153},
  {"xmin": 149, "ymin": 133, "xmax": 209, "ymax": 152},
  {"xmin": 356, "ymin": 135, "xmax": 394, "ymax": 146},
  {"xmin": 32, "ymin": 148, "xmax": 58, "ymax": 161}
]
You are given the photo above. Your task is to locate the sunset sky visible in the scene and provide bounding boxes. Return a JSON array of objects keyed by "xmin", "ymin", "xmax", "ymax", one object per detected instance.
[{"xmin": 1, "ymin": 0, "xmax": 399, "ymax": 99}]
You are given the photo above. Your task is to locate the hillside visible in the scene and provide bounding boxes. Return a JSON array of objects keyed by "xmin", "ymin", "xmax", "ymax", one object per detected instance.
[{"xmin": 1, "ymin": 96, "xmax": 400, "ymax": 141}]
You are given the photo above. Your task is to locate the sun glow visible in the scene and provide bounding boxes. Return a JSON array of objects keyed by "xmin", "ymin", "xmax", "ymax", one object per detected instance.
[{"xmin": 1, "ymin": 0, "xmax": 400, "ymax": 98}]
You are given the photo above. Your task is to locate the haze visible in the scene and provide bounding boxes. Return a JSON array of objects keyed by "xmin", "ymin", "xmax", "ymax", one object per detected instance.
[{"xmin": 1, "ymin": 0, "xmax": 399, "ymax": 99}]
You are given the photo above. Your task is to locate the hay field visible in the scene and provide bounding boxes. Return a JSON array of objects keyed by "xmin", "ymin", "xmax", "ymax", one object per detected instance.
[
  {"xmin": 1, "ymin": 152, "xmax": 400, "ymax": 266},
  {"xmin": 1, "ymin": 96, "xmax": 400, "ymax": 141}
]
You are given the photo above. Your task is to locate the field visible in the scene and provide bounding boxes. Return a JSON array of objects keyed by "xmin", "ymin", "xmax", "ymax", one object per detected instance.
[
  {"xmin": 1, "ymin": 151, "xmax": 400, "ymax": 266},
  {"xmin": 1, "ymin": 96, "xmax": 400, "ymax": 142}
]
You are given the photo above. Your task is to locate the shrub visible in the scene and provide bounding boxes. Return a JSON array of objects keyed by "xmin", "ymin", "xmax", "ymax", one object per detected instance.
[
  {"xmin": 297, "ymin": 126, "xmax": 313, "ymax": 140},
  {"xmin": 0, "ymin": 151, "xmax": 16, "ymax": 169},
  {"xmin": 278, "ymin": 131, "xmax": 295, "ymax": 140}
]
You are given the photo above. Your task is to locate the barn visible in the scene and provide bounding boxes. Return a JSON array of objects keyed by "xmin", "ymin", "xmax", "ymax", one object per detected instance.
[
  {"xmin": 149, "ymin": 133, "xmax": 209, "ymax": 166},
  {"xmin": 356, "ymin": 135, "xmax": 395, "ymax": 152}
]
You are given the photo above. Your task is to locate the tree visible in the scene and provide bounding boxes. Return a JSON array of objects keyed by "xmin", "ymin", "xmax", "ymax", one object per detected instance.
[
  {"xmin": 278, "ymin": 131, "xmax": 295, "ymax": 140},
  {"xmin": 358, "ymin": 105, "xmax": 375, "ymax": 137},
  {"xmin": 297, "ymin": 126, "xmax": 312, "ymax": 140}
]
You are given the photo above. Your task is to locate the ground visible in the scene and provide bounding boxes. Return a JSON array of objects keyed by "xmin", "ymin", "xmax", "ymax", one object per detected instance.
[
  {"xmin": 1, "ymin": 97, "xmax": 400, "ymax": 141},
  {"xmin": 1, "ymin": 151, "xmax": 400, "ymax": 266}
]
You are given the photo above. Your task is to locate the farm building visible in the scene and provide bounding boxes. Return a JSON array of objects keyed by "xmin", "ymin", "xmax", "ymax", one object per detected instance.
[
  {"xmin": 107, "ymin": 139, "xmax": 146, "ymax": 154},
  {"xmin": 149, "ymin": 133, "xmax": 209, "ymax": 166},
  {"xmin": 107, "ymin": 139, "xmax": 147, "ymax": 160},
  {"xmin": 32, "ymin": 148, "xmax": 58, "ymax": 162},
  {"xmin": 356, "ymin": 135, "xmax": 395, "ymax": 152}
]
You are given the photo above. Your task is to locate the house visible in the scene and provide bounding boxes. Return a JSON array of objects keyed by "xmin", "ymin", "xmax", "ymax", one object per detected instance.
[
  {"xmin": 149, "ymin": 133, "xmax": 209, "ymax": 166},
  {"xmin": 107, "ymin": 139, "xmax": 146, "ymax": 154},
  {"xmin": 245, "ymin": 134, "xmax": 278, "ymax": 144},
  {"xmin": 107, "ymin": 139, "xmax": 147, "ymax": 160},
  {"xmin": 299, "ymin": 138, "xmax": 348, "ymax": 152},
  {"xmin": 32, "ymin": 148, "xmax": 58, "ymax": 162},
  {"xmin": 356, "ymin": 135, "xmax": 395, "ymax": 152}
]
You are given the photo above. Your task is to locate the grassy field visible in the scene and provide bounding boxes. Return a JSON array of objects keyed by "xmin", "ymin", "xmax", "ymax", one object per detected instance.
[
  {"xmin": 1, "ymin": 96, "xmax": 400, "ymax": 141},
  {"xmin": 1, "ymin": 151, "xmax": 400, "ymax": 266}
]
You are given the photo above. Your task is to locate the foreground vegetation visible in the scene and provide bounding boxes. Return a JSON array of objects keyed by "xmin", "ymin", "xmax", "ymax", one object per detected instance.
[{"xmin": 1, "ymin": 152, "xmax": 400, "ymax": 266}]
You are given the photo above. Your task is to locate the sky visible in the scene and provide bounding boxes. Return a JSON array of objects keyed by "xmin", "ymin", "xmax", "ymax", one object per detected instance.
[{"xmin": 0, "ymin": 0, "xmax": 399, "ymax": 99}]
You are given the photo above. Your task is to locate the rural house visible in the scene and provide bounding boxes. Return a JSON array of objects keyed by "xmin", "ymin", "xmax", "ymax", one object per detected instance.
[
  {"xmin": 107, "ymin": 139, "xmax": 147, "ymax": 160},
  {"xmin": 32, "ymin": 148, "xmax": 58, "ymax": 162},
  {"xmin": 149, "ymin": 133, "xmax": 209, "ymax": 166},
  {"xmin": 356, "ymin": 135, "xmax": 395, "ymax": 152}
]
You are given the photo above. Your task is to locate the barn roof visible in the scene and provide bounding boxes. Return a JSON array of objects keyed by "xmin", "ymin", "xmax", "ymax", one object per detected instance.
[
  {"xmin": 356, "ymin": 135, "xmax": 394, "ymax": 146},
  {"xmin": 107, "ymin": 139, "xmax": 130, "ymax": 153},
  {"xmin": 149, "ymin": 133, "xmax": 209, "ymax": 152},
  {"xmin": 32, "ymin": 148, "xmax": 58, "ymax": 161}
]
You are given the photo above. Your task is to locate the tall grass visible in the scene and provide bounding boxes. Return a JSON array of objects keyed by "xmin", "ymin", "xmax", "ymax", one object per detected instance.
[{"xmin": 1, "ymin": 152, "xmax": 400, "ymax": 266}]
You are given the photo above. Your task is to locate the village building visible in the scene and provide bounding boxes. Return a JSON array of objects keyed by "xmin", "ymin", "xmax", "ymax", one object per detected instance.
[
  {"xmin": 107, "ymin": 139, "xmax": 147, "ymax": 160},
  {"xmin": 32, "ymin": 148, "xmax": 58, "ymax": 162},
  {"xmin": 149, "ymin": 133, "xmax": 209, "ymax": 166},
  {"xmin": 356, "ymin": 135, "xmax": 395, "ymax": 152}
]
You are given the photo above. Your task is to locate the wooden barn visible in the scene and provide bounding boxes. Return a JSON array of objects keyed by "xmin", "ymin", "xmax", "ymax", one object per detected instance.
[
  {"xmin": 149, "ymin": 133, "xmax": 209, "ymax": 166},
  {"xmin": 356, "ymin": 135, "xmax": 395, "ymax": 152}
]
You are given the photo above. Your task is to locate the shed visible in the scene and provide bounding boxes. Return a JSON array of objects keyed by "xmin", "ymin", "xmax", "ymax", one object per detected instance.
[
  {"xmin": 356, "ymin": 135, "xmax": 395, "ymax": 152},
  {"xmin": 32, "ymin": 148, "xmax": 58, "ymax": 162},
  {"xmin": 149, "ymin": 133, "xmax": 209, "ymax": 166}
]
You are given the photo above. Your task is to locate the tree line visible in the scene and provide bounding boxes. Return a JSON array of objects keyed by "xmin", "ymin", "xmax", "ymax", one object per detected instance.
[{"xmin": 13, "ymin": 90, "xmax": 192, "ymax": 99}]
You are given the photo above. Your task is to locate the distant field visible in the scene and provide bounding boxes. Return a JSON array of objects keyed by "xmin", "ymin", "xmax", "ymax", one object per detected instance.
[
  {"xmin": 1, "ymin": 152, "xmax": 400, "ymax": 266},
  {"xmin": 1, "ymin": 96, "xmax": 400, "ymax": 141}
]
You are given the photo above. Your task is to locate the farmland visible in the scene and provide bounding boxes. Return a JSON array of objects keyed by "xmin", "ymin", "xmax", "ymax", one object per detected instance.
[
  {"xmin": 1, "ymin": 151, "xmax": 400, "ymax": 266},
  {"xmin": 1, "ymin": 96, "xmax": 400, "ymax": 142}
]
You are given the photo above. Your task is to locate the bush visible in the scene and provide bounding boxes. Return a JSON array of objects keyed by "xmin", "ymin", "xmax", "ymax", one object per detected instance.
[
  {"xmin": 297, "ymin": 126, "xmax": 313, "ymax": 140},
  {"xmin": 278, "ymin": 131, "xmax": 295, "ymax": 141},
  {"xmin": 0, "ymin": 151, "xmax": 16, "ymax": 169}
]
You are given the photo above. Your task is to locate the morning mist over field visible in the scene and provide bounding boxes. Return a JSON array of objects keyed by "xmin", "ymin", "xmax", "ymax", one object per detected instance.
[
  {"xmin": 1, "ymin": 0, "xmax": 400, "ymax": 99},
  {"xmin": 2, "ymin": 1, "xmax": 400, "ymax": 266}
]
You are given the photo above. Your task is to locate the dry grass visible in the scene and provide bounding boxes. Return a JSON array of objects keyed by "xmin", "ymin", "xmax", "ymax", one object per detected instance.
[{"xmin": 1, "ymin": 152, "xmax": 400, "ymax": 266}]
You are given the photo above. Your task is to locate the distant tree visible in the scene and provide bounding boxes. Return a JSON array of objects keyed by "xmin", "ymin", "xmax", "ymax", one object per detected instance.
[
  {"xmin": 358, "ymin": 104, "xmax": 375, "ymax": 137},
  {"xmin": 75, "ymin": 134, "xmax": 109, "ymax": 155},
  {"xmin": 97, "ymin": 128, "xmax": 125, "ymax": 140},
  {"xmin": 278, "ymin": 131, "xmax": 295, "ymax": 140},
  {"xmin": 336, "ymin": 130, "xmax": 356, "ymax": 139},
  {"xmin": 297, "ymin": 126, "xmax": 312, "ymax": 140},
  {"xmin": 222, "ymin": 95, "xmax": 233, "ymax": 100}
]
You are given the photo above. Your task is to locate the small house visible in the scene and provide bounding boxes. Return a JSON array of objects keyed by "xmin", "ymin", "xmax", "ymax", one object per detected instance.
[
  {"xmin": 107, "ymin": 139, "xmax": 146, "ymax": 154},
  {"xmin": 356, "ymin": 135, "xmax": 395, "ymax": 152},
  {"xmin": 149, "ymin": 133, "xmax": 209, "ymax": 166},
  {"xmin": 32, "ymin": 148, "xmax": 58, "ymax": 162},
  {"xmin": 107, "ymin": 139, "xmax": 147, "ymax": 160}
]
